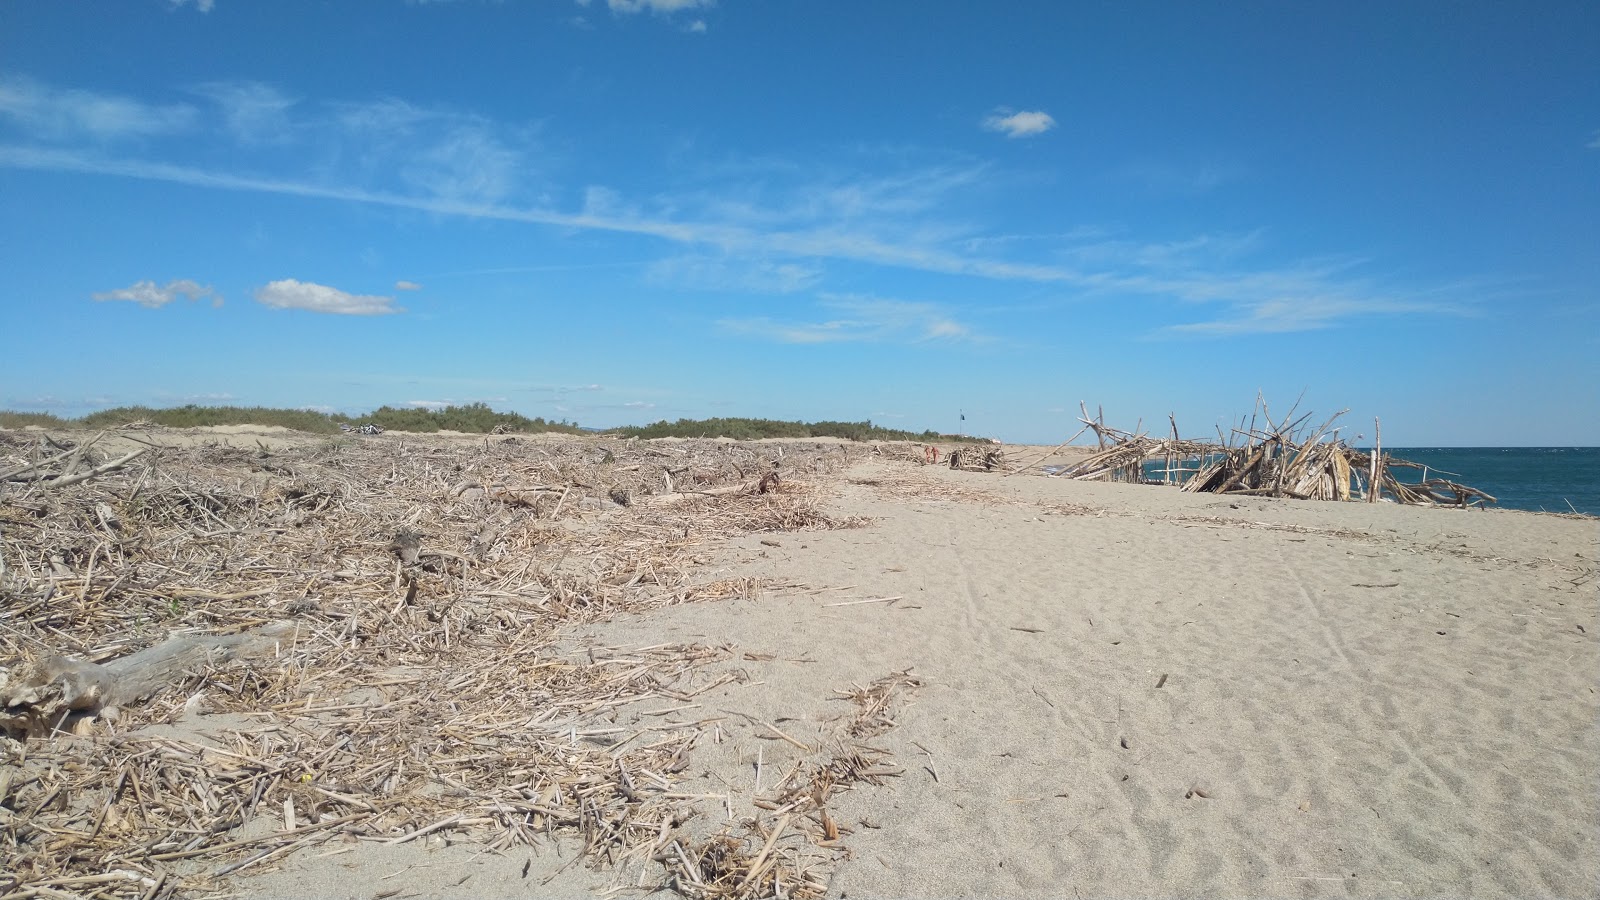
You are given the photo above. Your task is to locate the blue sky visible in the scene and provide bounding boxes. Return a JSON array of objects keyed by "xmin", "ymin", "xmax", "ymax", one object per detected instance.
[{"xmin": 1, "ymin": 1, "xmax": 1596, "ymax": 445}]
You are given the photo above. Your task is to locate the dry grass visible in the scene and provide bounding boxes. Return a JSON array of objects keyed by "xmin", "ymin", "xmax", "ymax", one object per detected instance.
[{"xmin": 0, "ymin": 430, "xmax": 893, "ymax": 899}]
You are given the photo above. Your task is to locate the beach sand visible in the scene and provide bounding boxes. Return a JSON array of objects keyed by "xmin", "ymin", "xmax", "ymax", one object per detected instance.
[{"xmin": 241, "ymin": 449, "xmax": 1598, "ymax": 898}]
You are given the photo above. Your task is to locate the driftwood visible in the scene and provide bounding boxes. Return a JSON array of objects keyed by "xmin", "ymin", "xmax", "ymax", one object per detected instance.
[
  {"xmin": 947, "ymin": 446, "xmax": 1005, "ymax": 472},
  {"xmin": 642, "ymin": 479, "xmax": 769, "ymax": 506},
  {"xmin": 0, "ymin": 623, "xmax": 296, "ymax": 737},
  {"xmin": 1048, "ymin": 398, "xmax": 1495, "ymax": 508}
]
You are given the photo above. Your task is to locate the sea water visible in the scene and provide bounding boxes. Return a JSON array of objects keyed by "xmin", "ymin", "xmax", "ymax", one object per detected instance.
[
  {"xmin": 1108, "ymin": 447, "xmax": 1600, "ymax": 515},
  {"xmin": 1383, "ymin": 447, "xmax": 1600, "ymax": 516}
]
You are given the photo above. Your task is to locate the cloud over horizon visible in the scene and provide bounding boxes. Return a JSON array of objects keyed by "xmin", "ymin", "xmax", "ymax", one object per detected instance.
[{"xmin": 254, "ymin": 279, "xmax": 401, "ymax": 315}]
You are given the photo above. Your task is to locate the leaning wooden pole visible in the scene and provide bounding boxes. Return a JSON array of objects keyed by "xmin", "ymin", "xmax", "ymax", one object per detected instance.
[{"xmin": 1367, "ymin": 417, "xmax": 1382, "ymax": 503}]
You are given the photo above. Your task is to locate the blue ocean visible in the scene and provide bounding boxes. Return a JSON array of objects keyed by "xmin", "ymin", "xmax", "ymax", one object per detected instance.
[
  {"xmin": 1383, "ymin": 447, "xmax": 1600, "ymax": 516},
  {"xmin": 1120, "ymin": 447, "xmax": 1599, "ymax": 516}
]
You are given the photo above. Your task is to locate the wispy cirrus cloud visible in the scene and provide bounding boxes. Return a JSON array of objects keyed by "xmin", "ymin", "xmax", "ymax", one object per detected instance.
[
  {"xmin": 720, "ymin": 296, "xmax": 979, "ymax": 345},
  {"xmin": 646, "ymin": 254, "xmax": 821, "ymax": 293},
  {"xmin": 1114, "ymin": 160, "xmax": 1243, "ymax": 195},
  {"xmin": 1, "ymin": 76, "xmax": 535, "ymax": 206},
  {"xmin": 606, "ymin": 0, "xmax": 713, "ymax": 14},
  {"xmin": 0, "ymin": 76, "xmax": 196, "ymax": 142},
  {"xmin": 1163, "ymin": 296, "xmax": 1462, "ymax": 337},
  {"xmin": 0, "ymin": 76, "xmax": 1473, "ymax": 339},
  {"xmin": 191, "ymin": 81, "xmax": 298, "ymax": 145},
  {"xmin": 6, "ymin": 141, "xmax": 1466, "ymax": 337},
  {"xmin": 255, "ymin": 279, "xmax": 401, "ymax": 315},
  {"xmin": 395, "ymin": 280, "xmax": 423, "ymax": 291},
  {"xmin": 983, "ymin": 108, "xmax": 1055, "ymax": 139},
  {"xmin": 329, "ymin": 97, "xmax": 532, "ymax": 204},
  {"xmin": 93, "ymin": 278, "xmax": 220, "ymax": 308}
]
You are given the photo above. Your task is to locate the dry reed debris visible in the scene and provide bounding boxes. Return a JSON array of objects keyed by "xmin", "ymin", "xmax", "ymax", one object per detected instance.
[{"xmin": 0, "ymin": 429, "xmax": 879, "ymax": 898}]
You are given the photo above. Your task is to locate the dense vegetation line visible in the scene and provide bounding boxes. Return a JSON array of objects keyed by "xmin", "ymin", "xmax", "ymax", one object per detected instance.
[
  {"xmin": 0, "ymin": 403, "xmax": 580, "ymax": 435},
  {"xmin": 608, "ymin": 417, "xmax": 985, "ymax": 443},
  {"xmin": 0, "ymin": 405, "xmax": 984, "ymax": 442}
]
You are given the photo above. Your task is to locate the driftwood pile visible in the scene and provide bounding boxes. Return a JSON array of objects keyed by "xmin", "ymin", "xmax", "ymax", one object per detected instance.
[
  {"xmin": 1050, "ymin": 400, "xmax": 1496, "ymax": 508},
  {"xmin": 0, "ymin": 429, "xmax": 917, "ymax": 899}
]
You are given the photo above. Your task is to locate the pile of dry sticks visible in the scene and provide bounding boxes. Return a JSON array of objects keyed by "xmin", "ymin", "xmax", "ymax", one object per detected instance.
[
  {"xmin": 1040, "ymin": 399, "xmax": 1495, "ymax": 508},
  {"xmin": 0, "ymin": 429, "xmax": 916, "ymax": 899}
]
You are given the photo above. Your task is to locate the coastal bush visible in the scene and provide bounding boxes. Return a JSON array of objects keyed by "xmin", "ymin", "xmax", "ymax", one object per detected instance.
[
  {"xmin": 0, "ymin": 410, "xmax": 67, "ymax": 428},
  {"xmin": 79, "ymin": 405, "xmax": 344, "ymax": 432},
  {"xmin": 356, "ymin": 403, "xmax": 583, "ymax": 435},
  {"xmin": 1, "ymin": 406, "xmax": 974, "ymax": 442},
  {"xmin": 1, "ymin": 403, "xmax": 582, "ymax": 435},
  {"xmin": 612, "ymin": 417, "xmax": 984, "ymax": 443}
]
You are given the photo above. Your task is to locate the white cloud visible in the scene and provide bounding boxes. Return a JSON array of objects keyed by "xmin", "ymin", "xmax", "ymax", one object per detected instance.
[
  {"xmin": 254, "ymin": 279, "xmax": 401, "ymax": 315},
  {"xmin": 395, "ymin": 280, "xmax": 423, "ymax": 290},
  {"xmin": 1588, "ymin": 131, "xmax": 1600, "ymax": 149},
  {"xmin": 192, "ymin": 81, "xmax": 297, "ymax": 145},
  {"xmin": 623, "ymin": 401, "xmax": 655, "ymax": 409},
  {"xmin": 169, "ymin": 0, "xmax": 215, "ymax": 11},
  {"xmin": 93, "ymin": 278, "xmax": 220, "ymax": 308},
  {"xmin": 983, "ymin": 109, "xmax": 1056, "ymax": 139},
  {"xmin": 720, "ymin": 296, "xmax": 979, "ymax": 344},
  {"xmin": 607, "ymin": 0, "xmax": 713, "ymax": 13},
  {"xmin": 0, "ymin": 89, "xmax": 1471, "ymax": 342},
  {"xmin": 406, "ymin": 400, "xmax": 449, "ymax": 409},
  {"xmin": 685, "ymin": 19, "xmax": 707, "ymax": 32},
  {"xmin": 0, "ymin": 77, "xmax": 196, "ymax": 141},
  {"xmin": 182, "ymin": 392, "xmax": 236, "ymax": 402}
]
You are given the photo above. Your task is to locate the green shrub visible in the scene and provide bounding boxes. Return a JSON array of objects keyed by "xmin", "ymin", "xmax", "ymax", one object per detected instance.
[
  {"xmin": 1, "ymin": 403, "xmax": 584, "ymax": 436},
  {"xmin": 356, "ymin": 403, "xmax": 584, "ymax": 435},
  {"xmin": 0, "ymin": 410, "xmax": 68, "ymax": 428},
  {"xmin": 79, "ymin": 405, "xmax": 344, "ymax": 433},
  {"xmin": 611, "ymin": 417, "xmax": 986, "ymax": 443}
]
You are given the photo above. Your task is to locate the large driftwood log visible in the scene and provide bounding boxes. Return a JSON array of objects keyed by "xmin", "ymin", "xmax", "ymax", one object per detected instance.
[
  {"xmin": 1, "ymin": 622, "xmax": 296, "ymax": 737},
  {"xmin": 640, "ymin": 481, "xmax": 761, "ymax": 507}
]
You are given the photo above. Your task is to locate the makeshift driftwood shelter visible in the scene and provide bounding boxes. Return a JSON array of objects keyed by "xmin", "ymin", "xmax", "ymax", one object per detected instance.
[
  {"xmin": 1046, "ymin": 399, "xmax": 1496, "ymax": 508},
  {"xmin": 0, "ymin": 429, "xmax": 919, "ymax": 900}
]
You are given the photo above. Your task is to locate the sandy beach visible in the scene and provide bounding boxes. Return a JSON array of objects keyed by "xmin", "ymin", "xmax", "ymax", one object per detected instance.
[
  {"xmin": 252, "ymin": 446, "xmax": 1596, "ymax": 898},
  {"xmin": 3, "ymin": 431, "xmax": 1596, "ymax": 899}
]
